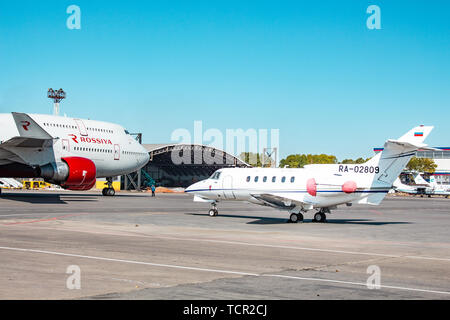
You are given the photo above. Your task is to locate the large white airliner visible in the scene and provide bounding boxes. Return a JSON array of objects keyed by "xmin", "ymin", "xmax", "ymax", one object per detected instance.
[
  {"xmin": 186, "ymin": 125, "xmax": 434, "ymax": 223},
  {"xmin": 0, "ymin": 112, "xmax": 149, "ymax": 196}
]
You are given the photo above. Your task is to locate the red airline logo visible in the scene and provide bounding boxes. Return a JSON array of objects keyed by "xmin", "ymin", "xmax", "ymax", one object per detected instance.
[
  {"xmin": 21, "ymin": 121, "xmax": 31, "ymax": 131},
  {"xmin": 68, "ymin": 134, "xmax": 112, "ymax": 145},
  {"xmin": 68, "ymin": 134, "xmax": 78, "ymax": 144}
]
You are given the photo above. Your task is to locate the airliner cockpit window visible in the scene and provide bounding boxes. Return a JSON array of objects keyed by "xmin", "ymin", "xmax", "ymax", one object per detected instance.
[
  {"xmin": 124, "ymin": 130, "xmax": 130, "ymax": 135},
  {"xmin": 210, "ymin": 172, "xmax": 221, "ymax": 180}
]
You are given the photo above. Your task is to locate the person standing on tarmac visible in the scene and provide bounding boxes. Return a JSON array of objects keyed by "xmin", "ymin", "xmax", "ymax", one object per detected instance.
[{"xmin": 151, "ymin": 184, "xmax": 156, "ymax": 197}]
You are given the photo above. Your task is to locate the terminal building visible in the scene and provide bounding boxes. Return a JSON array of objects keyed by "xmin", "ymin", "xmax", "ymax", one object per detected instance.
[{"xmin": 416, "ymin": 148, "xmax": 450, "ymax": 184}]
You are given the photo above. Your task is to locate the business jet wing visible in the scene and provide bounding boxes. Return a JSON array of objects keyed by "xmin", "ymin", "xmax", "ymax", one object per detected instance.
[
  {"xmin": 251, "ymin": 193, "xmax": 316, "ymax": 211},
  {"xmin": 0, "ymin": 113, "xmax": 54, "ymax": 149}
]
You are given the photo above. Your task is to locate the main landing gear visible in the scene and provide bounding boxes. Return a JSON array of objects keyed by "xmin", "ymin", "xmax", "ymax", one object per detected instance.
[
  {"xmin": 312, "ymin": 208, "xmax": 329, "ymax": 223},
  {"xmin": 208, "ymin": 202, "xmax": 218, "ymax": 217},
  {"xmin": 102, "ymin": 177, "xmax": 115, "ymax": 197},
  {"xmin": 288, "ymin": 212, "xmax": 304, "ymax": 223}
]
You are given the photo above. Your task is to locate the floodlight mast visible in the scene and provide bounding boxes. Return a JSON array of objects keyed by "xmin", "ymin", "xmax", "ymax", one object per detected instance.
[{"xmin": 47, "ymin": 88, "xmax": 66, "ymax": 116}]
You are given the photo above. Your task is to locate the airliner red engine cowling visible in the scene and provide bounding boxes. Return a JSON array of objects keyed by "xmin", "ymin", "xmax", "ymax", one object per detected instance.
[
  {"xmin": 39, "ymin": 157, "xmax": 96, "ymax": 191},
  {"xmin": 60, "ymin": 157, "xmax": 96, "ymax": 190}
]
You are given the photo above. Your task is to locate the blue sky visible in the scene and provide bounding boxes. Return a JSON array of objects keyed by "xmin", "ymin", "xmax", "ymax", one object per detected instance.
[{"xmin": 0, "ymin": 0, "xmax": 449, "ymax": 161}]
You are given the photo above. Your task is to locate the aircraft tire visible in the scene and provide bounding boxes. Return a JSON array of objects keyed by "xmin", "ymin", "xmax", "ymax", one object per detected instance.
[
  {"xmin": 103, "ymin": 188, "xmax": 115, "ymax": 196},
  {"xmin": 313, "ymin": 212, "xmax": 326, "ymax": 223},
  {"xmin": 209, "ymin": 209, "xmax": 216, "ymax": 217},
  {"xmin": 289, "ymin": 213, "xmax": 298, "ymax": 223}
]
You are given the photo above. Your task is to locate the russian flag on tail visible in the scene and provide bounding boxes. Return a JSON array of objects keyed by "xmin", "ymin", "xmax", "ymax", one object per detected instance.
[{"xmin": 414, "ymin": 132, "xmax": 424, "ymax": 137}]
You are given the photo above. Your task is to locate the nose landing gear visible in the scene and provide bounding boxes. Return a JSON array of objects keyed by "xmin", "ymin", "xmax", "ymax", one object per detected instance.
[
  {"xmin": 102, "ymin": 177, "xmax": 116, "ymax": 196},
  {"xmin": 208, "ymin": 202, "xmax": 218, "ymax": 217}
]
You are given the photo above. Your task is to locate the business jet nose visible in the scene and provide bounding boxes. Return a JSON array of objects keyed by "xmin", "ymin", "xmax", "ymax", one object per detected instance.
[{"xmin": 185, "ymin": 181, "xmax": 200, "ymax": 193}]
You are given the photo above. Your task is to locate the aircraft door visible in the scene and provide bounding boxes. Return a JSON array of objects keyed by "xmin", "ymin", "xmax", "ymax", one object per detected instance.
[
  {"xmin": 74, "ymin": 119, "xmax": 88, "ymax": 136},
  {"xmin": 114, "ymin": 144, "xmax": 120, "ymax": 160},
  {"xmin": 222, "ymin": 175, "xmax": 235, "ymax": 199},
  {"xmin": 62, "ymin": 139, "xmax": 70, "ymax": 154}
]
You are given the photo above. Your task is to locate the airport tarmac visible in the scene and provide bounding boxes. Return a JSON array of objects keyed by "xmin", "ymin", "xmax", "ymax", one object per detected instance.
[{"xmin": 0, "ymin": 189, "xmax": 449, "ymax": 300}]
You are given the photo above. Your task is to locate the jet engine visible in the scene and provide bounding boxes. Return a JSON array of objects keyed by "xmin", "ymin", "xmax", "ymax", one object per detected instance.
[
  {"xmin": 39, "ymin": 157, "xmax": 96, "ymax": 191},
  {"xmin": 306, "ymin": 178, "xmax": 357, "ymax": 196}
]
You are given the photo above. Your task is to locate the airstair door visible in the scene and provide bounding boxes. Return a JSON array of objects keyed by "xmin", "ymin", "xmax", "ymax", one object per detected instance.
[{"xmin": 222, "ymin": 175, "xmax": 235, "ymax": 199}]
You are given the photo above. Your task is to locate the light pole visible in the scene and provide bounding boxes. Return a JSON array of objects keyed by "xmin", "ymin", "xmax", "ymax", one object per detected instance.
[
  {"xmin": 47, "ymin": 88, "xmax": 66, "ymax": 116},
  {"xmin": 263, "ymin": 147, "xmax": 277, "ymax": 168}
]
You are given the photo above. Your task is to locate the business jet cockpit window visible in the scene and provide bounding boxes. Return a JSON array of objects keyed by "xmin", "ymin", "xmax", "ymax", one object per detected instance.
[
  {"xmin": 210, "ymin": 172, "xmax": 221, "ymax": 180},
  {"xmin": 124, "ymin": 130, "xmax": 130, "ymax": 135}
]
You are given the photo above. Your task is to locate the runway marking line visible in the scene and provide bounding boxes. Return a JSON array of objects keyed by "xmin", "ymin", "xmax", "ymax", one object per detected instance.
[
  {"xmin": 149, "ymin": 235, "xmax": 450, "ymax": 263},
  {"xmin": 0, "ymin": 245, "xmax": 449, "ymax": 297},
  {"xmin": 4, "ymin": 222, "xmax": 449, "ymax": 262}
]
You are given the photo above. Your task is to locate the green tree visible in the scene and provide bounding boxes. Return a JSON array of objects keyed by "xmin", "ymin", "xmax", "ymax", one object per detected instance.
[
  {"xmin": 340, "ymin": 157, "xmax": 370, "ymax": 164},
  {"xmin": 279, "ymin": 154, "xmax": 337, "ymax": 168},
  {"xmin": 239, "ymin": 152, "xmax": 263, "ymax": 167},
  {"xmin": 406, "ymin": 157, "xmax": 437, "ymax": 173}
]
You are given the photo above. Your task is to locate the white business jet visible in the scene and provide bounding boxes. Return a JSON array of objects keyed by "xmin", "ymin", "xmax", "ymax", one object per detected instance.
[
  {"xmin": 0, "ymin": 112, "xmax": 149, "ymax": 196},
  {"xmin": 186, "ymin": 125, "xmax": 434, "ymax": 223}
]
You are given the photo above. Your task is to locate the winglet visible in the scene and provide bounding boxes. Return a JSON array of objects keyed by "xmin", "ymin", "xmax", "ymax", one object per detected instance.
[{"xmin": 12, "ymin": 112, "xmax": 53, "ymax": 139}]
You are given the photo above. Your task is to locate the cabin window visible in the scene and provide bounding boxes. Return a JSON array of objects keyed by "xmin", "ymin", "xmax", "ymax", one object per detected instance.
[
  {"xmin": 263, "ymin": 176, "xmax": 267, "ymax": 182},
  {"xmin": 291, "ymin": 176, "xmax": 295, "ymax": 183},
  {"xmin": 281, "ymin": 176, "xmax": 286, "ymax": 183},
  {"xmin": 254, "ymin": 176, "xmax": 259, "ymax": 182},
  {"xmin": 246, "ymin": 176, "xmax": 250, "ymax": 182},
  {"xmin": 272, "ymin": 176, "xmax": 276, "ymax": 183}
]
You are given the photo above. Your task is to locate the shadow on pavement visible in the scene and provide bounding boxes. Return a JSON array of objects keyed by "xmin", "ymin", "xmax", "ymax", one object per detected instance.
[{"xmin": 186, "ymin": 213, "xmax": 412, "ymax": 226}]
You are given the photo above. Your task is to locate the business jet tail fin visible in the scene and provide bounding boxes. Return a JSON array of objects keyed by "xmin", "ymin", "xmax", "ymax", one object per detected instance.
[{"xmin": 365, "ymin": 125, "xmax": 434, "ymax": 189}]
